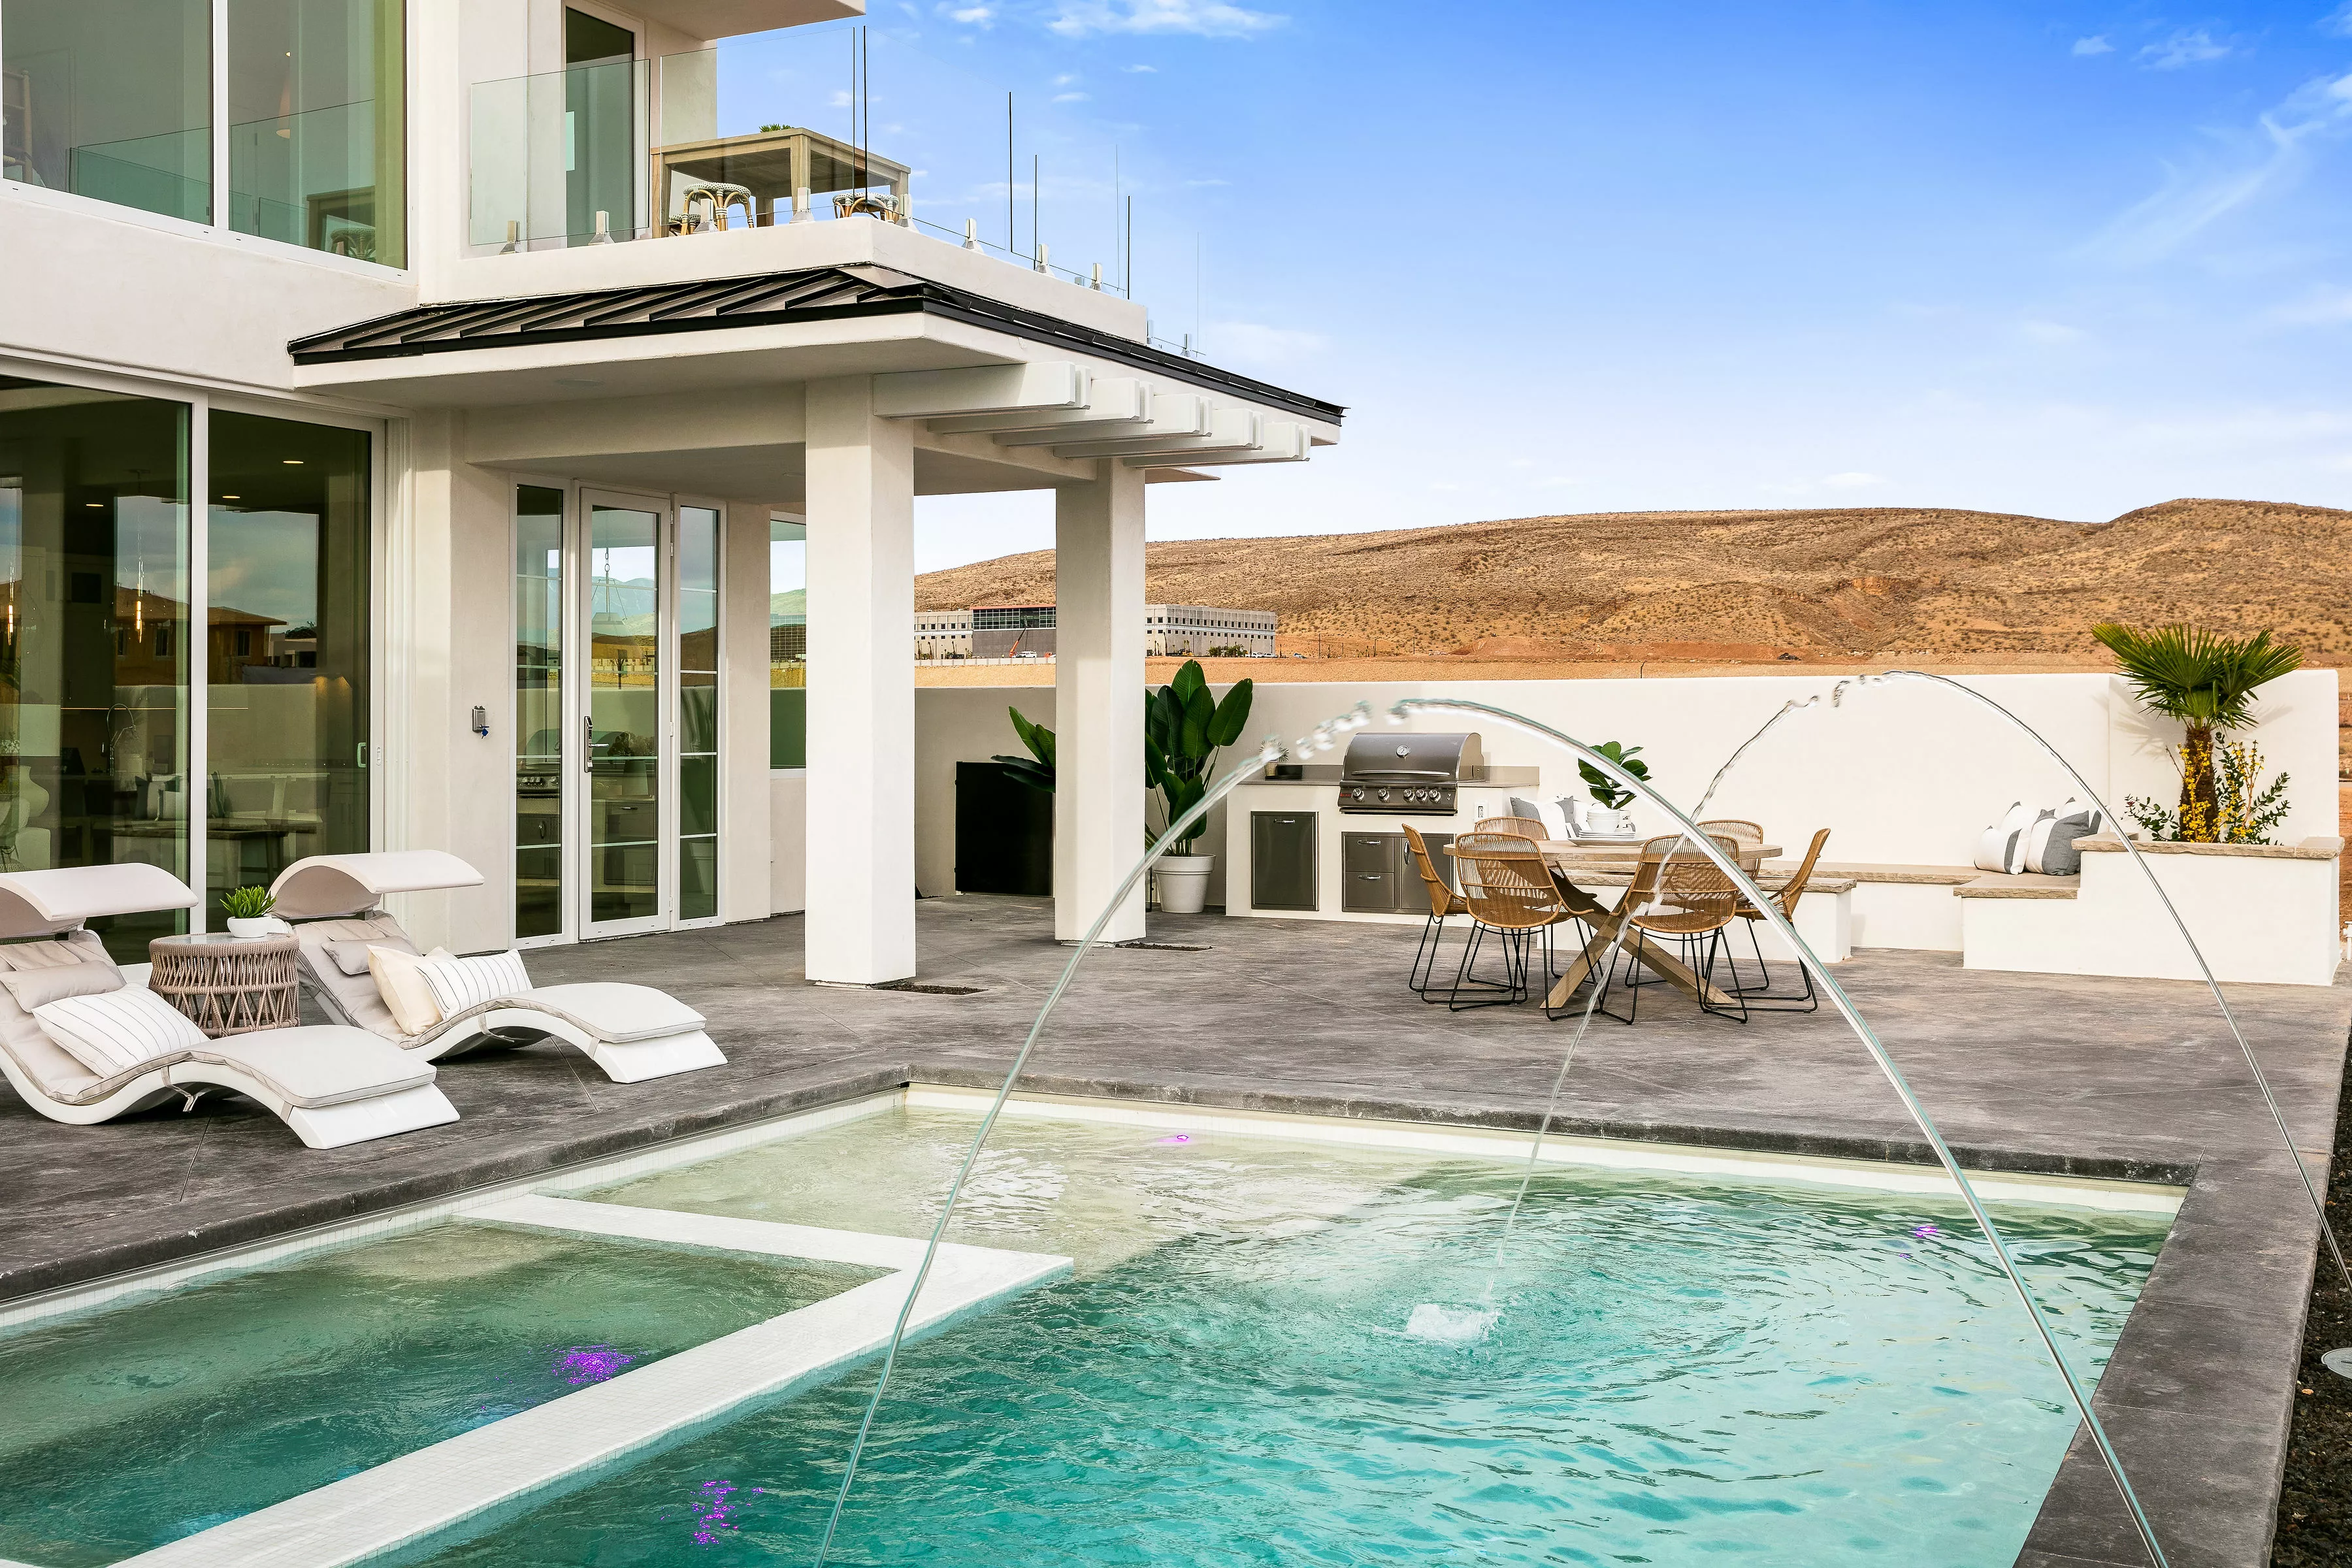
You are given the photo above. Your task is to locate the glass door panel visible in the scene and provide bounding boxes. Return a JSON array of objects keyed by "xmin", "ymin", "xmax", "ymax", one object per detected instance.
[
  {"xmin": 676, "ymin": 506, "xmax": 718, "ymax": 923},
  {"xmin": 514, "ymin": 487, "xmax": 564, "ymax": 939},
  {"xmin": 585, "ymin": 500, "xmax": 661, "ymax": 933},
  {"xmin": 205, "ymin": 412, "xmax": 369, "ymax": 929}
]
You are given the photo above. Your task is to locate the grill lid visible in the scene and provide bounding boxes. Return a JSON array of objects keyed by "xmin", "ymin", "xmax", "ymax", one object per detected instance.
[{"xmin": 1340, "ymin": 732, "xmax": 1484, "ymax": 782}]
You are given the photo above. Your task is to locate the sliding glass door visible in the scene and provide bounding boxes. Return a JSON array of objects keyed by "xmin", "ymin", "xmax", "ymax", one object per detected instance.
[{"xmin": 585, "ymin": 495, "xmax": 662, "ymax": 936}]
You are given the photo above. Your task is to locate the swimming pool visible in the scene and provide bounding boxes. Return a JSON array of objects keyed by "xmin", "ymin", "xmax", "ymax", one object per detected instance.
[{"xmin": 0, "ymin": 1094, "xmax": 2174, "ymax": 1567}]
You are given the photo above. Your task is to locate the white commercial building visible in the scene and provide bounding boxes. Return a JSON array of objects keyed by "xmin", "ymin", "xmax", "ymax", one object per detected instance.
[
  {"xmin": 1147, "ymin": 604, "xmax": 1277, "ymax": 657},
  {"xmin": 0, "ymin": 0, "xmax": 1341, "ymax": 983},
  {"xmin": 914, "ymin": 609, "xmax": 973, "ymax": 659}
]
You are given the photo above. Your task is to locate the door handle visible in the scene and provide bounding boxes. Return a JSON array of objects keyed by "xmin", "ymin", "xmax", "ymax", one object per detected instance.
[{"xmin": 582, "ymin": 713, "xmax": 594, "ymax": 774}]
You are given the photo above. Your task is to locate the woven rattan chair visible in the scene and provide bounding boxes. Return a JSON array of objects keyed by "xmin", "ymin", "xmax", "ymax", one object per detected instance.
[
  {"xmin": 1448, "ymin": 832, "xmax": 1588, "ymax": 1016},
  {"xmin": 1613, "ymin": 832, "xmax": 1748, "ymax": 1023},
  {"xmin": 1402, "ymin": 825, "xmax": 1489, "ymax": 1002},
  {"xmin": 1697, "ymin": 818, "xmax": 1763, "ymax": 847},
  {"xmin": 1730, "ymin": 828, "xmax": 1831, "ymax": 1011},
  {"xmin": 1478, "ymin": 815, "xmax": 1550, "ymax": 840}
]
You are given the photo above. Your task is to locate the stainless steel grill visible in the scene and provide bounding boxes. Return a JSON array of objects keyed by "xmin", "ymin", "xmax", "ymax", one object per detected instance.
[{"xmin": 1336, "ymin": 732, "xmax": 1485, "ymax": 815}]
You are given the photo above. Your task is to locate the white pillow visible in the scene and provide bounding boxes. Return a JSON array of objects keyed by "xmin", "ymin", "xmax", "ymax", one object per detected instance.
[
  {"xmin": 369, "ymin": 944, "xmax": 451, "ymax": 1036},
  {"xmin": 1555, "ymin": 796, "xmax": 1588, "ymax": 837},
  {"xmin": 414, "ymin": 950, "xmax": 532, "ymax": 1017},
  {"xmin": 2024, "ymin": 800, "xmax": 2106, "ymax": 875},
  {"xmin": 35, "ymin": 988, "xmax": 208, "ymax": 1077},
  {"xmin": 0, "ymin": 961, "xmax": 123, "ymax": 1012},
  {"xmin": 1531, "ymin": 797, "xmax": 1573, "ymax": 841},
  {"xmin": 1973, "ymin": 802, "xmax": 2044, "ymax": 874}
]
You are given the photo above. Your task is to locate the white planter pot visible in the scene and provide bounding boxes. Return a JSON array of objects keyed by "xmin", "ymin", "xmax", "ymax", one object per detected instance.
[
  {"xmin": 225, "ymin": 917, "xmax": 276, "ymax": 940},
  {"xmin": 1156, "ymin": 855, "xmax": 1214, "ymax": 915}
]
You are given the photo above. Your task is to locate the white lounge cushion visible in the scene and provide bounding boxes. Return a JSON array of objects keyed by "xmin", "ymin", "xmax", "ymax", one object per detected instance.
[
  {"xmin": 1973, "ymin": 801, "xmax": 2044, "ymax": 875},
  {"xmin": 186, "ymin": 1025, "xmax": 438, "ymax": 1108},
  {"xmin": 415, "ymin": 950, "xmax": 532, "ymax": 1017},
  {"xmin": 368, "ymin": 944, "xmax": 449, "ymax": 1036},
  {"xmin": 35, "ymin": 988, "xmax": 208, "ymax": 1078},
  {"xmin": 0, "ymin": 960, "xmax": 123, "ymax": 1011},
  {"xmin": 501, "ymin": 982, "xmax": 706, "ymax": 1045},
  {"xmin": 2024, "ymin": 800, "xmax": 2105, "ymax": 876}
]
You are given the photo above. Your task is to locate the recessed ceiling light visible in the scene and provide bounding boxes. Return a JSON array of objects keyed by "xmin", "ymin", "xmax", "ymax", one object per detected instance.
[
  {"xmin": 221, "ymin": 494, "xmax": 241, "ymax": 500},
  {"xmin": 84, "ymin": 502, "xmax": 101, "ymax": 508},
  {"xmin": 282, "ymin": 459, "xmax": 303, "ymax": 465}
]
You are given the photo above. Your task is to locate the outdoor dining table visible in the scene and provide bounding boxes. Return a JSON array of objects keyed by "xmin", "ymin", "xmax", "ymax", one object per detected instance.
[{"xmin": 1529, "ymin": 838, "xmax": 1779, "ymax": 1013}]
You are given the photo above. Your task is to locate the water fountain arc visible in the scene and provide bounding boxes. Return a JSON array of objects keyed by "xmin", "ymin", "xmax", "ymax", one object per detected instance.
[{"xmin": 1390, "ymin": 694, "xmax": 2169, "ymax": 1568}]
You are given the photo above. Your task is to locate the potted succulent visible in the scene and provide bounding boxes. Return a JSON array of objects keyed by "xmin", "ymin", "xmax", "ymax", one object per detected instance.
[
  {"xmin": 221, "ymin": 884, "xmax": 282, "ymax": 940},
  {"xmin": 1576, "ymin": 741, "xmax": 1650, "ymax": 839},
  {"xmin": 1145, "ymin": 661, "xmax": 1254, "ymax": 914}
]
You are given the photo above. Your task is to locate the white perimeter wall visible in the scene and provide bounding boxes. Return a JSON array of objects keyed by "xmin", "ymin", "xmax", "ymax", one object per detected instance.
[{"xmin": 889, "ymin": 670, "xmax": 2341, "ymax": 909}]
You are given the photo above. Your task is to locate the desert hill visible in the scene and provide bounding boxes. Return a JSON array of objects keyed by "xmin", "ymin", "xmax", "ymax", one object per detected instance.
[{"xmin": 913, "ymin": 498, "xmax": 2352, "ymax": 661}]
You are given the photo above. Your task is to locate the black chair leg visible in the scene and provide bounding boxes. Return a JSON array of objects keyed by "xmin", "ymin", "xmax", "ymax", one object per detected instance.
[{"xmin": 1447, "ymin": 923, "xmax": 1524, "ymax": 1011}]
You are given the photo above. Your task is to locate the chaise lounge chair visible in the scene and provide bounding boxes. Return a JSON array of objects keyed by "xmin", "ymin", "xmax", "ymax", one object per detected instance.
[
  {"xmin": 270, "ymin": 851, "xmax": 726, "ymax": 1084},
  {"xmin": 0, "ymin": 864, "xmax": 459, "ymax": 1149}
]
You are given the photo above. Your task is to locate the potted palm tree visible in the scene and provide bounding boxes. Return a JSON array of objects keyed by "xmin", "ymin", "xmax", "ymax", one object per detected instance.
[
  {"xmin": 2091, "ymin": 622, "xmax": 2302, "ymax": 842},
  {"xmin": 1145, "ymin": 661, "xmax": 1254, "ymax": 913}
]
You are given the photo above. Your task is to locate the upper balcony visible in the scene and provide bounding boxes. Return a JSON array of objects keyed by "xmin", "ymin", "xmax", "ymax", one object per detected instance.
[{"xmin": 454, "ymin": 29, "xmax": 1156, "ymax": 342}]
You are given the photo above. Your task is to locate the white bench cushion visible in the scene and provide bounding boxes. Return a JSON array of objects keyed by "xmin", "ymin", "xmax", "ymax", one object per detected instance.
[
  {"xmin": 503, "ymin": 983, "xmax": 706, "ymax": 1045},
  {"xmin": 188, "ymin": 1026, "xmax": 439, "ymax": 1108}
]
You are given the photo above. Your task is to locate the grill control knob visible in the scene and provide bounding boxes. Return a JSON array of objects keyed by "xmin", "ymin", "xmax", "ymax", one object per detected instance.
[
  {"xmin": 1348, "ymin": 787, "xmax": 1365, "ymax": 801},
  {"xmin": 1377, "ymin": 787, "xmax": 1391, "ymax": 801}
]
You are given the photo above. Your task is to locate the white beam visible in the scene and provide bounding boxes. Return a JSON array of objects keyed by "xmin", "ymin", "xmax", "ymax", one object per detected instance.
[
  {"xmin": 1054, "ymin": 465, "xmax": 1149, "ymax": 945},
  {"xmin": 1124, "ymin": 421, "xmax": 1309, "ymax": 467},
  {"xmin": 804, "ymin": 377, "xmax": 917, "ymax": 984},
  {"xmin": 1053, "ymin": 406, "xmax": 1259, "ymax": 460},
  {"xmin": 992, "ymin": 391, "xmax": 1205, "ymax": 449},
  {"xmin": 924, "ymin": 378, "xmax": 1151, "ymax": 436},
  {"xmin": 870, "ymin": 362, "xmax": 1085, "ymax": 419}
]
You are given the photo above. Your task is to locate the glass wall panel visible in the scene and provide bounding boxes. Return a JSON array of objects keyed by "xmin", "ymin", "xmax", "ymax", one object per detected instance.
[
  {"xmin": 515, "ymin": 487, "xmax": 564, "ymax": 939},
  {"xmin": 677, "ymin": 506, "xmax": 717, "ymax": 922},
  {"xmin": 563, "ymin": 7, "xmax": 634, "ymax": 248},
  {"xmin": 0, "ymin": 376, "xmax": 191, "ymax": 960},
  {"xmin": 227, "ymin": 0, "xmax": 406, "ymax": 267},
  {"xmin": 768, "ymin": 517, "xmax": 804, "ymax": 770},
  {"xmin": 205, "ymin": 412, "xmax": 368, "ymax": 928},
  {"xmin": 2, "ymin": 0, "xmax": 212, "ymax": 222},
  {"xmin": 587, "ymin": 504, "xmax": 658, "ymax": 926}
]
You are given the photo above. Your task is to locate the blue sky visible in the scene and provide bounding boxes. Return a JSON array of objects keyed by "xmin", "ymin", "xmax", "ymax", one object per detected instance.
[{"xmin": 724, "ymin": 1, "xmax": 2352, "ymax": 570}]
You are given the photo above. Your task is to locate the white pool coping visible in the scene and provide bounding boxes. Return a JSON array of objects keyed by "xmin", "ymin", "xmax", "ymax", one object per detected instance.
[{"xmin": 112, "ymin": 1196, "xmax": 1070, "ymax": 1568}]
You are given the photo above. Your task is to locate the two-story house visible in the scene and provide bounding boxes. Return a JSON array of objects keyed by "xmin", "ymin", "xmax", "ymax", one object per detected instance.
[{"xmin": 0, "ymin": 0, "xmax": 1341, "ymax": 984}]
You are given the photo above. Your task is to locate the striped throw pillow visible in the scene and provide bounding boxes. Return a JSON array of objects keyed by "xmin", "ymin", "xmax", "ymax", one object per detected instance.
[
  {"xmin": 35, "ymin": 988, "xmax": 208, "ymax": 1078},
  {"xmin": 414, "ymin": 950, "xmax": 532, "ymax": 1017}
]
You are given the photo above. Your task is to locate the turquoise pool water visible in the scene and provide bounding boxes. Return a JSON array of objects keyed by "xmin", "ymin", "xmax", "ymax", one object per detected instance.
[
  {"xmin": 399, "ymin": 1109, "xmax": 2168, "ymax": 1567},
  {"xmin": 0, "ymin": 1222, "xmax": 880, "ymax": 1567}
]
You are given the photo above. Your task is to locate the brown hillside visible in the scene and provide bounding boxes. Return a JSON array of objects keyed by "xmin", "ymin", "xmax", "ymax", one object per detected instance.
[{"xmin": 915, "ymin": 498, "xmax": 2352, "ymax": 661}]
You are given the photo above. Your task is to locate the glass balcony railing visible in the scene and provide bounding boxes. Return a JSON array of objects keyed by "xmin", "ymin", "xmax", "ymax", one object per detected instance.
[
  {"xmin": 229, "ymin": 100, "xmax": 389, "ymax": 262},
  {"xmin": 463, "ymin": 29, "xmax": 1145, "ymax": 304}
]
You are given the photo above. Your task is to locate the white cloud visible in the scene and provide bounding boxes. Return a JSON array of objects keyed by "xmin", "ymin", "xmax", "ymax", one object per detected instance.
[
  {"xmin": 1051, "ymin": 91, "xmax": 1089, "ymax": 101},
  {"xmin": 2139, "ymin": 28, "xmax": 2232, "ymax": 69},
  {"xmin": 943, "ymin": 2, "xmax": 994, "ymax": 22},
  {"xmin": 2325, "ymin": 3, "xmax": 2352, "ymax": 38},
  {"xmin": 2078, "ymin": 69, "xmax": 2352, "ymax": 263},
  {"xmin": 1049, "ymin": 0, "xmax": 1282, "ymax": 38},
  {"xmin": 2272, "ymin": 287, "xmax": 2352, "ymax": 323},
  {"xmin": 1123, "ymin": 63, "xmax": 1158, "ymax": 72},
  {"xmin": 1053, "ymin": 73, "xmax": 1080, "ymax": 85},
  {"xmin": 1207, "ymin": 320, "xmax": 1328, "ymax": 367},
  {"xmin": 2073, "ymin": 35, "xmax": 2114, "ymax": 56},
  {"xmin": 2019, "ymin": 319, "xmax": 2090, "ymax": 344},
  {"xmin": 829, "ymin": 89, "xmax": 853, "ymax": 108},
  {"xmin": 1821, "ymin": 471, "xmax": 1886, "ymax": 489}
]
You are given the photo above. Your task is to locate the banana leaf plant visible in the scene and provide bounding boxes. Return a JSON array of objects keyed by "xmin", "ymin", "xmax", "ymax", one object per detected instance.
[
  {"xmin": 991, "ymin": 706, "xmax": 1056, "ymax": 792},
  {"xmin": 1146, "ymin": 660, "xmax": 1254, "ymax": 852}
]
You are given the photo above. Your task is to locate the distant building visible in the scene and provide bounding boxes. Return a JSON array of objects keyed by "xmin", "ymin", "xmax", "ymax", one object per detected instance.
[
  {"xmin": 917, "ymin": 602, "xmax": 1277, "ymax": 660},
  {"xmin": 1147, "ymin": 604, "xmax": 1277, "ymax": 657}
]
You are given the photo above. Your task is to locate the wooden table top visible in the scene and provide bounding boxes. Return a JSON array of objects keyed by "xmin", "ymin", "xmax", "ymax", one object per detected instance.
[{"xmin": 1533, "ymin": 838, "xmax": 1779, "ymax": 865}]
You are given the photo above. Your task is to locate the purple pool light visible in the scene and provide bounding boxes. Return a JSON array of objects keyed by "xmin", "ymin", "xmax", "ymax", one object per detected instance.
[
  {"xmin": 555, "ymin": 1345, "xmax": 636, "ymax": 1385},
  {"xmin": 1912, "ymin": 1224, "xmax": 1941, "ymax": 1239},
  {"xmin": 693, "ymin": 1479, "xmax": 758, "ymax": 1544},
  {"xmin": 1154, "ymin": 1134, "xmax": 1193, "ymax": 1145}
]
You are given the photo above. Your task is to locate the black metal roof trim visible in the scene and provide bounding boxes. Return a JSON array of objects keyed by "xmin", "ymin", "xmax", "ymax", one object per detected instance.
[{"xmin": 288, "ymin": 263, "xmax": 1345, "ymax": 425}]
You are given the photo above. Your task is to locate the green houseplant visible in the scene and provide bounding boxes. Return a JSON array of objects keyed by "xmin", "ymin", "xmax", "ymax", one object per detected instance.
[
  {"xmin": 2092, "ymin": 622, "xmax": 2300, "ymax": 842},
  {"xmin": 992, "ymin": 706, "xmax": 1056, "ymax": 792},
  {"xmin": 1147, "ymin": 661, "xmax": 1254, "ymax": 913},
  {"xmin": 220, "ymin": 884, "xmax": 279, "ymax": 939}
]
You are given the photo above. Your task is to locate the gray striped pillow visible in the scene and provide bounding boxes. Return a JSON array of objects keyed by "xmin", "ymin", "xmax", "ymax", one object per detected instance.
[
  {"xmin": 414, "ymin": 950, "xmax": 532, "ymax": 1017},
  {"xmin": 35, "ymin": 988, "xmax": 208, "ymax": 1077}
]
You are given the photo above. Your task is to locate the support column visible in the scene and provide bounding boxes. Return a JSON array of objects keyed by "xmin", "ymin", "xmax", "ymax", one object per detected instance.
[
  {"xmin": 1054, "ymin": 463, "xmax": 1147, "ymax": 943},
  {"xmin": 804, "ymin": 378, "xmax": 917, "ymax": 983}
]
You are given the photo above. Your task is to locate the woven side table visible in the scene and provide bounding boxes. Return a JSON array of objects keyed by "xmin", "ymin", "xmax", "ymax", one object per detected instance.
[{"xmin": 148, "ymin": 933, "xmax": 300, "ymax": 1037}]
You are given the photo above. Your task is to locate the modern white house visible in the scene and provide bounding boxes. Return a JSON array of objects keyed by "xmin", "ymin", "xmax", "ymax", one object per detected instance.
[{"xmin": 0, "ymin": 0, "xmax": 1342, "ymax": 985}]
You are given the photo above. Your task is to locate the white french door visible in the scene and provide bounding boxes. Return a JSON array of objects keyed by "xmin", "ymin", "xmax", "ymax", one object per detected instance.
[{"xmin": 579, "ymin": 489, "xmax": 672, "ymax": 939}]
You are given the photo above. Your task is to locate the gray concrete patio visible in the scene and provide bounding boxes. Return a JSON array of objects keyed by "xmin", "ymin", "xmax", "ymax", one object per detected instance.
[{"xmin": 0, "ymin": 896, "xmax": 2346, "ymax": 1567}]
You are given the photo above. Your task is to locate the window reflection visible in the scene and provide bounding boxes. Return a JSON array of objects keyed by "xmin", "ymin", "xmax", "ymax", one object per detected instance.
[
  {"xmin": 2, "ymin": 0, "xmax": 213, "ymax": 221},
  {"xmin": 515, "ymin": 487, "xmax": 564, "ymax": 938},
  {"xmin": 0, "ymin": 376, "xmax": 191, "ymax": 960},
  {"xmin": 206, "ymin": 411, "xmax": 368, "ymax": 926},
  {"xmin": 226, "ymin": 0, "xmax": 406, "ymax": 265},
  {"xmin": 678, "ymin": 506, "xmax": 718, "ymax": 921}
]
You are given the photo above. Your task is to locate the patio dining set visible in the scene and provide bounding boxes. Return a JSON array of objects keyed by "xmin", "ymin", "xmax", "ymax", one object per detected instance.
[{"xmin": 1403, "ymin": 819, "xmax": 1835, "ymax": 1024}]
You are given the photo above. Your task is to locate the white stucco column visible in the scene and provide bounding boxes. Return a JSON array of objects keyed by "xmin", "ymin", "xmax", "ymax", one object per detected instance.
[
  {"xmin": 1053, "ymin": 463, "xmax": 1148, "ymax": 943},
  {"xmin": 803, "ymin": 378, "xmax": 917, "ymax": 983}
]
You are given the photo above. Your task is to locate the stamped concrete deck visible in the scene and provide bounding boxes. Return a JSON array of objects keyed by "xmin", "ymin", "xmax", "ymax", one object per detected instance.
[{"xmin": 0, "ymin": 896, "xmax": 2346, "ymax": 1568}]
